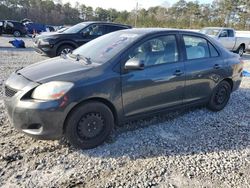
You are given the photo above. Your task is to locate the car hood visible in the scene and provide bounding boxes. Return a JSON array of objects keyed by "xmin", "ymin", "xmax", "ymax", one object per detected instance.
[
  {"xmin": 37, "ymin": 32, "xmax": 75, "ymax": 39},
  {"xmin": 39, "ymin": 31, "xmax": 58, "ymax": 36},
  {"xmin": 17, "ymin": 57, "xmax": 98, "ymax": 83}
]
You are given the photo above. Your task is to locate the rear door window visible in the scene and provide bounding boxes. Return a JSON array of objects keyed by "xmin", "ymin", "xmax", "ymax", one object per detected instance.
[{"xmin": 183, "ymin": 35, "xmax": 210, "ymax": 60}]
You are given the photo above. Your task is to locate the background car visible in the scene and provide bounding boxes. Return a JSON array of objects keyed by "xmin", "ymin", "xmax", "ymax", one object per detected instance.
[
  {"xmin": 0, "ymin": 20, "xmax": 27, "ymax": 37},
  {"xmin": 23, "ymin": 22, "xmax": 56, "ymax": 35},
  {"xmin": 33, "ymin": 21, "xmax": 132, "ymax": 57},
  {"xmin": 200, "ymin": 27, "xmax": 250, "ymax": 56}
]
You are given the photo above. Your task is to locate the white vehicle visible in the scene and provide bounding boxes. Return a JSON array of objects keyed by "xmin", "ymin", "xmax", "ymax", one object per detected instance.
[{"xmin": 200, "ymin": 27, "xmax": 250, "ymax": 56}]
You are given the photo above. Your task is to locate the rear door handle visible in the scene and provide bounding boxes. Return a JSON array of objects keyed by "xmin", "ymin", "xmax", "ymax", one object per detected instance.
[
  {"xmin": 213, "ymin": 64, "xmax": 221, "ymax": 69},
  {"xmin": 173, "ymin": 70, "xmax": 184, "ymax": 76}
]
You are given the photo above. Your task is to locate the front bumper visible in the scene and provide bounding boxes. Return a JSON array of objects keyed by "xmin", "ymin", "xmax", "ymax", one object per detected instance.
[
  {"xmin": 33, "ymin": 42, "xmax": 56, "ymax": 57},
  {"xmin": 4, "ymin": 74, "xmax": 73, "ymax": 140}
]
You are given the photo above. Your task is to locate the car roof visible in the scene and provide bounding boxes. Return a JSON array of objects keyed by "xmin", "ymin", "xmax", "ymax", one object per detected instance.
[
  {"xmin": 2, "ymin": 20, "xmax": 22, "ymax": 24},
  {"xmin": 202, "ymin": 27, "xmax": 234, "ymax": 30},
  {"xmin": 118, "ymin": 28, "xmax": 204, "ymax": 36},
  {"xmin": 81, "ymin": 21, "xmax": 132, "ymax": 28}
]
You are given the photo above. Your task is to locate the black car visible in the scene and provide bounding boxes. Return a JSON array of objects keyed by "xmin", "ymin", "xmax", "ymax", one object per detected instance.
[
  {"xmin": 33, "ymin": 21, "xmax": 132, "ymax": 57},
  {"xmin": 4, "ymin": 29, "xmax": 243, "ymax": 149},
  {"xmin": 0, "ymin": 20, "xmax": 27, "ymax": 37}
]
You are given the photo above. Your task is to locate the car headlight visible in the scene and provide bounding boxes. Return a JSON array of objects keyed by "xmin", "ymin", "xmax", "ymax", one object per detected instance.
[{"xmin": 32, "ymin": 81, "xmax": 74, "ymax": 100}]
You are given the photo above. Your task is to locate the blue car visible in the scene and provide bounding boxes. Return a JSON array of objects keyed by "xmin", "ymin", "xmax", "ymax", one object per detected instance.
[{"xmin": 24, "ymin": 22, "xmax": 46, "ymax": 34}]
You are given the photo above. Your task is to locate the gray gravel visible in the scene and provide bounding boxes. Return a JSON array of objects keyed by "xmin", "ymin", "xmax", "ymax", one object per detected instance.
[{"xmin": 0, "ymin": 35, "xmax": 250, "ymax": 188}]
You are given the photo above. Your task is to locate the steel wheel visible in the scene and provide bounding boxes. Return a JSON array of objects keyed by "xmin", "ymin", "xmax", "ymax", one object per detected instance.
[
  {"xmin": 214, "ymin": 86, "xmax": 228, "ymax": 105},
  {"xmin": 77, "ymin": 113, "xmax": 105, "ymax": 140},
  {"xmin": 207, "ymin": 81, "xmax": 231, "ymax": 111},
  {"xmin": 65, "ymin": 102, "xmax": 114, "ymax": 149}
]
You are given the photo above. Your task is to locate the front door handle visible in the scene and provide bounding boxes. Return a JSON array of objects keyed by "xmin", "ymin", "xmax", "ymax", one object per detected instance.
[
  {"xmin": 213, "ymin": 64, "xmax": 221, "ymax": 69},
  {"xmin": 173, "ymin": 70, "xmax": 184, "ymax": 76}
]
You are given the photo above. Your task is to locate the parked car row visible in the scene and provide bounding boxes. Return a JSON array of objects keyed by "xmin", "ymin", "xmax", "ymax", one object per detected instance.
[
  {"xmin": 0, "ymin": 20, "xmax": 56, "ymax": 37},
  {"xmin": 4, "ymin": 26, "xmax": 244, "ymax": 149},
  {"xmin": 0, "ymin": 20, "xmax": 27, "ymax": 37}
]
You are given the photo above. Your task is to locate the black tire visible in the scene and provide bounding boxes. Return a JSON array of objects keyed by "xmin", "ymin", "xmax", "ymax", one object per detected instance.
[
  {"xmin": 65, "ymin": 102, "xmax": 114, "ymax": 149},
  {"xmin": 13, "ymin": 30, "xmax": 21, "ymax": 37},
  {"xmin": 207, "ymin": 81, "xmax": 231, "ymax": 111},
  {"xmin": 57, "ymin": 45, "xmax": 74, "ymax": 56},
  {"xmin": 236, "ymin": 45, "xmax": 245, "ymax": 57}
]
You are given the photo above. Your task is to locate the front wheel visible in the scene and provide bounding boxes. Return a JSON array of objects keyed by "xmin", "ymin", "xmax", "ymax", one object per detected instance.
[
  {"xmin": 207, "ymin": 81, "xmax": 231, "ymax": 111},
  {"xmin": 65, "ymin": 102, "xmax": 114, "ymax": 149},
  {"xmin": 57, "ymin": 45, "xmax": 74, "ymax": 56},
  {"xmin": 13, "ymin": 30, "xmax": 21, "ymax": 37}
]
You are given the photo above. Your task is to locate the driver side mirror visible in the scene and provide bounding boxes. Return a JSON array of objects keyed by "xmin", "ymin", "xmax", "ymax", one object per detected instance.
[{"xmin": 124, "ymin": 58, "xmax": 144, "ymax": 70}]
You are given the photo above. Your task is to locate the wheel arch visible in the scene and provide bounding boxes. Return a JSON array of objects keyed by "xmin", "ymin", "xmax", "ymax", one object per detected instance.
[
  {"xmin": 63, "ymin": 97, "xmax": 118, "ymax": 133},
  {"xmin": 240, "ymin": 43, "xmax": 245, "ymax": 49},
  {"xmin": 13, "ymin": 30, "xmax": 21, "ymax": 36}
]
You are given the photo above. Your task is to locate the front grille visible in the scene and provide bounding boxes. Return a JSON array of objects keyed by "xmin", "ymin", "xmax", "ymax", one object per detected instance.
[{"xmin": 5, "ymin": 86, "xmax": 18, "ymax": 98}]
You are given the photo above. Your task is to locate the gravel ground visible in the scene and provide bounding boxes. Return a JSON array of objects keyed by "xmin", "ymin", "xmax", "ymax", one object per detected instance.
[{"xmin": 0, "ymin": 35, "xmax": 250, "ymax": 188}]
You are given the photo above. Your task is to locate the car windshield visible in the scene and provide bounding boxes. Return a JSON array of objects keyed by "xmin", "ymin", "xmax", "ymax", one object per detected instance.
[
  {"xmin": 63, "ymin": 23, "xmax": 87, "ymax": 34},
  {"xmin": 200, "ymin": 28, "xmax": 220, "ymax": 36},
  {"xmin": 72, "ymin": 31, "xmax": 140, "ymax": 64},
  {"xmin": 58, "ymin": 27, "xmax": 68, "ymax": 33}
]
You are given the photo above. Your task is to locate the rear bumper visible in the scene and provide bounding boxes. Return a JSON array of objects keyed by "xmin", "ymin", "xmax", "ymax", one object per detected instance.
[{"xmin": 232, "ymin": 73, "xmax": 243, "ymax": 92}]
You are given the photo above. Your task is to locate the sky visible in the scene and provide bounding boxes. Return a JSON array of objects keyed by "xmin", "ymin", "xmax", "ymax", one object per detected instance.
[{"xmin": 62, "ymin": 0, "xmax": 214, "ymax": 11}]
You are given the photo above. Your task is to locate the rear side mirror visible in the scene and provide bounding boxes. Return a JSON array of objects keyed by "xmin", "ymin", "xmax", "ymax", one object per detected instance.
[{"xmin": 125, "ymin": 58, "xmax": 144, "ymax": 70}]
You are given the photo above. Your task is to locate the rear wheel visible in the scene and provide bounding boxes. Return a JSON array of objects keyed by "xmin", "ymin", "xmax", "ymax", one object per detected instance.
[
  {"xmin": 57, "ymin": 45, "xmax": 74, "ymax": 56},
  {"xmin": 13, "ymin": 30, "xmax": 21, "ymax": 37},
  {"xmin": 207, "ymin": 81, "xmax": 231, "ymax": 111},
  {"xmin": 65, "ymin": 102, "xmax": 114, "ymax": 149},
  {"xmin": 236, "ymin": 45, "xmax": 245, "ymax": 57}
]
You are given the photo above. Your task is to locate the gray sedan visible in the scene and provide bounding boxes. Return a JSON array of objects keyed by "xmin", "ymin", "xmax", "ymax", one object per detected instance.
[{"xmin": 4, "ymin": 29, "xmax": 243, "ymax": 149}]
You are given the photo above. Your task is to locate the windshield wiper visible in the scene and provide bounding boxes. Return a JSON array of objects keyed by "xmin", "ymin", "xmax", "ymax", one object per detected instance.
[
  {"xmin": 75, "ymin": 54, "xmax": 92, "ymax": 65},
  {"xmin": 67, "ymin": 53, "xmax": 92, "ymax": 65}
]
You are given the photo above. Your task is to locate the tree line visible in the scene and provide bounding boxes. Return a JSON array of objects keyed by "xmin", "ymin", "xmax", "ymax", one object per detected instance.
[{"xmin": 0, "ymin": 0, "xmax": 249, "ymax": 30}]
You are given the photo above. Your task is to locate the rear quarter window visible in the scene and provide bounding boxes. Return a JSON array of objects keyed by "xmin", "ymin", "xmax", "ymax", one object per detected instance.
[
  {"xmin": 107, "ymin": 25, "xmax": 127, "ymax": 33},
  {"xmin": 208, "ymin": 43, "xmax": 219, "ymax": 57}
]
